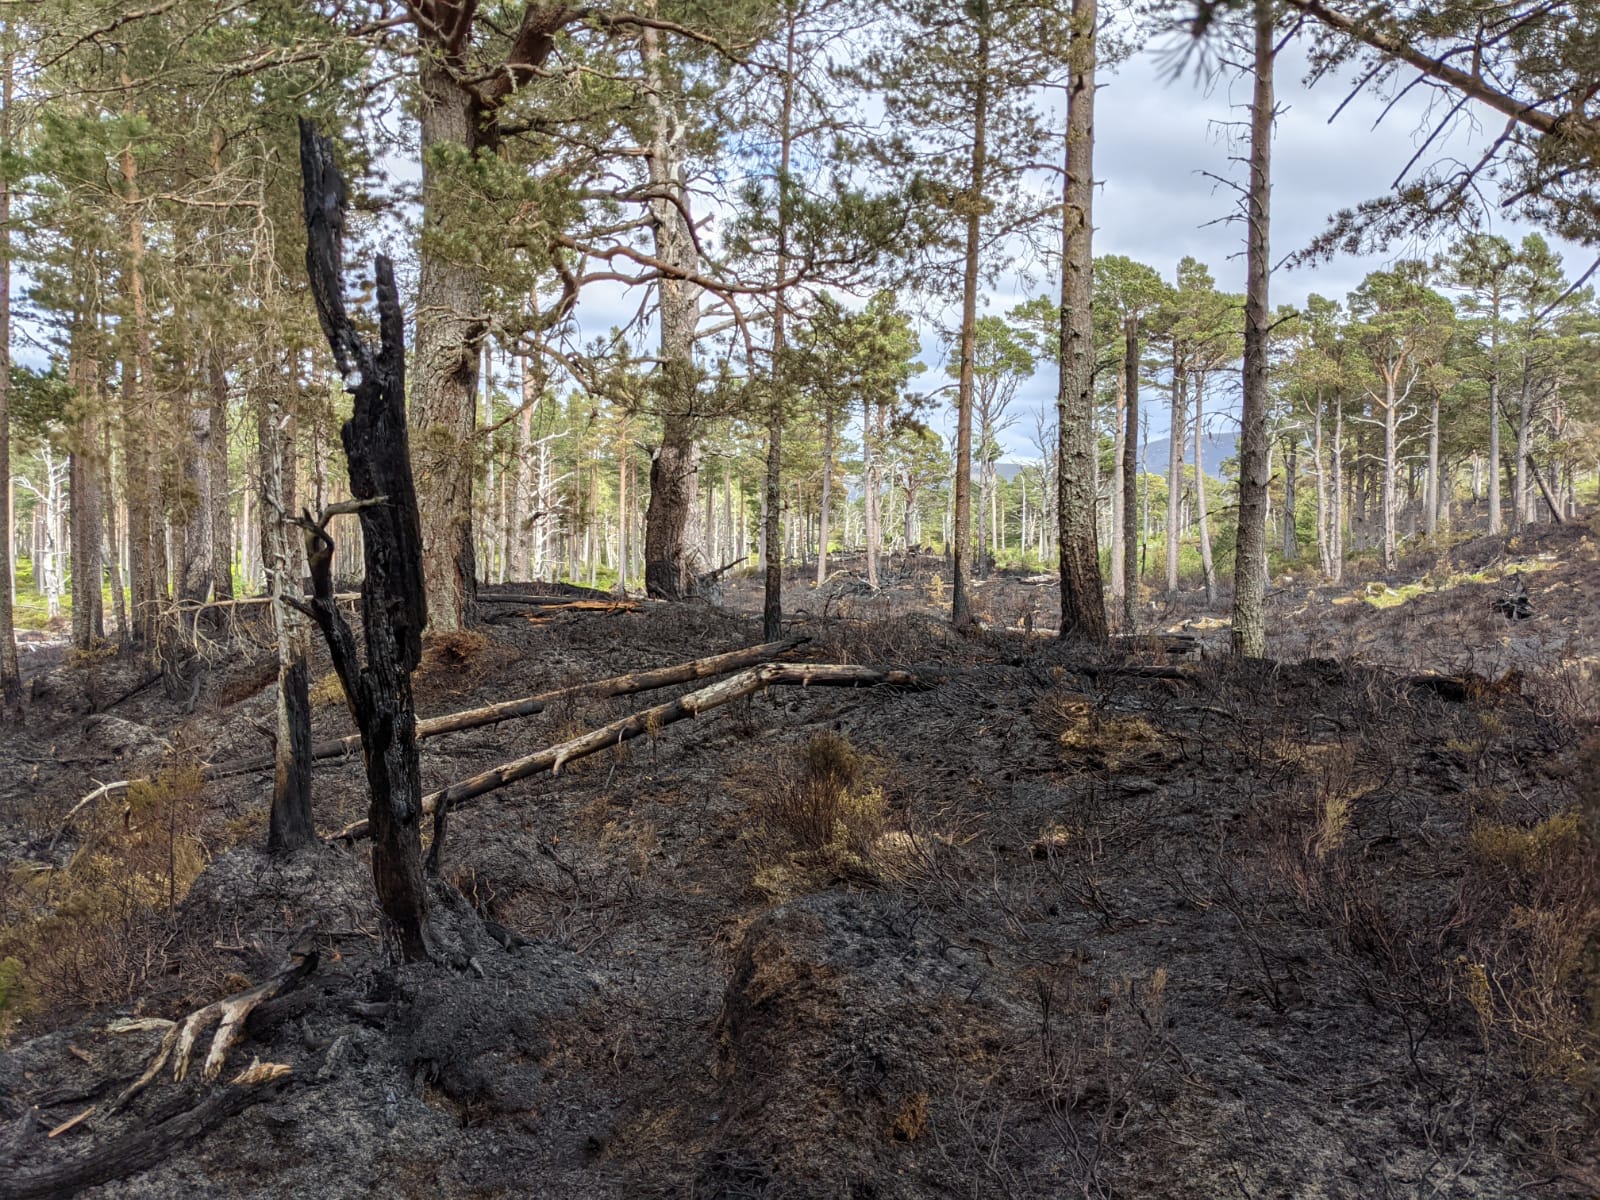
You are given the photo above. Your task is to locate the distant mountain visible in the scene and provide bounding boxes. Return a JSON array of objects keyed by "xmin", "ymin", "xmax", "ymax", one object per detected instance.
[
  {"xmin": 1143, "ymin": 430, "xmax": 1237, "ymax": 479},
  {"xmin": 998, "ymin": 429, "xmax": 1238, "ymax": 482}
]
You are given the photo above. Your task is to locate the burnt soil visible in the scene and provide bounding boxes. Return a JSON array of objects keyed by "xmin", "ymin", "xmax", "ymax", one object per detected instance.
[{"xmin": 1, "ymin": 525, "xmax": 1597, "ymax": 1199}]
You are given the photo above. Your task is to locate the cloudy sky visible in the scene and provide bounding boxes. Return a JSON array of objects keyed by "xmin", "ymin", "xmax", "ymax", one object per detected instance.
[
  {"xmin": 548, "ymin": 31, "xmax": 1580, "ymax": 465},
  {"xmin": 551, "ymin": 30, "xmax": 1588, "ymax": 464},
  {"xmin": 951, "ymin": 38, "xmax": 1583, "ymax": 457}
]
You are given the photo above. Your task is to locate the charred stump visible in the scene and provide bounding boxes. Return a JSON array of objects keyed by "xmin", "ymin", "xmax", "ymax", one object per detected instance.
[{"xmin": 297, "ymin": 119, "xmax": 431, "ymax": 961}]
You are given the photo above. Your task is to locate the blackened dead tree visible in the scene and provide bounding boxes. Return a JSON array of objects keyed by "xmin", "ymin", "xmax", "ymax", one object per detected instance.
[{"xmin": 297, "ymin": 120, "xmax": 432, "ymax": 962}]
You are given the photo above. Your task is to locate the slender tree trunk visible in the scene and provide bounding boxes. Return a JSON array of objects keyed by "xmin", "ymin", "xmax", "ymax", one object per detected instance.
[
  {"xmin": 614, "ymin": 414, "xmax": 629, "ymax": 595},
  {"xmin": 104, "ymin": 423, "xmax": 128, "ymax": 639},
  {"xmin": 205, "ymin": 352, "xmax": 234, "ymax": 600},
  {"xmin": 1312, "ymin": 391, "xmax": 1331, "ymax": 577},
  {"xmin": 1232, "ymin": 0, "xmax": 1274, "ymax": 657},
  {"xmin": 517, "ymin": 358, "xmax": 539, "ymax": 579},
  {"xmin": 1513, "ymin": 367, "xmax": 1533, "ymax": 529},
  {"xmin": 69, "ymin": 348, "xmax": 105, "ymax": 648},
  {"xmin": 1330, "ymin": 396, "xmax": 1344, "ymax": 582},
  {"xmin": 178, "ymin": 391, "xmax": 213, "ymax": 606},
  {"xmin": 1194, "ymin": 373, "xmax": 1216, "ymax": 604},
  {"xmin": 1381, "ymin": 374, "xmax": 1399, "ymax": 570},
  {"xmin": 950, "ymin": 19, "xmax": 990, "ymax": 628},
  {"xmin": 1281, "ymin": 435, "xmax": 1298, "ymax": 560},
  {"xmin": 0, "ymin": 32, "xmax": 19, "ymax": 713},
  {"xmin": 120, "ymin": 137, "xmax": 163, "ymax": 650},
  {"xmin": 1486, "ymin": 307, "xmax": 1502, "ymax": 533},
  {"xmin": 865, "ymin": 403, "xmax": 881, "ymax": 588},
  {"xmin": 1426, "ymin": 390, "xmax": 1440, "ymax": 537},
  {"xmin": 1166, "ymin": 358, "xmax": 1185, "ymax": 593},
  {"xmin": 1110, "ymin": 367, "xmax": 1126, "ymax": 599},
  {"xmin": 1121, "ymin": 318, "xmax": 1139, "ymax": 630},
  {"xmin": 258, "ymin": 391, "xmax": 313, "ymax": 854},
  {"xmin": 816, "ymin": 413, "xmax": 833, "ymax": 586}
]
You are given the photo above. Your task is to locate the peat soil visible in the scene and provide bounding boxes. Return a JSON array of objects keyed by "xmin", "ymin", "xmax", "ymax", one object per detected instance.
[{"xmin": 0, "ymin": 529, "xmax": 1596, "ymax": 1199}]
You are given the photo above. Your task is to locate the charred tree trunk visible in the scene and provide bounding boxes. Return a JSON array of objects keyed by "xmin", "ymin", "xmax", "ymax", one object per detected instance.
[
  {"xmin": 259, "ymin": 393, "xmax": 314, "ymax": 855},
  {"xmin": 300, "ymin": 120, "xmax": 432, "ymax": 961}
]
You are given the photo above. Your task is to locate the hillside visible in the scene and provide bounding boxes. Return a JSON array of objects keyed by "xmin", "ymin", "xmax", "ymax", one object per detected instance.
[{"xmin": 0, "ymin": 524, "xmax": 1595, "ymax": 1199}]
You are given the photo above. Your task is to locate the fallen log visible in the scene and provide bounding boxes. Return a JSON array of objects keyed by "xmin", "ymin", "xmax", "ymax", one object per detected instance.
[
  {"xmin": 55, "ymin": 640, "xmax": 807, "ymax": 837},
  {"xmin": 476, "ymin": 593, "xmax": 655, "ymax": 607},
  {"xmin": 480, "ymin": 599, "xmax": 642, "ymax": 623},
  {"xmin": 209, "ymin": 637, "xmax": 805, "ymax": 777},
  {"xmin": 0, "ymin": 1076, "xmax": 292, "ymax": 1200},
  {"xmin": 336, "ymin": 662, "xmax": 935, "ymax": 845}
]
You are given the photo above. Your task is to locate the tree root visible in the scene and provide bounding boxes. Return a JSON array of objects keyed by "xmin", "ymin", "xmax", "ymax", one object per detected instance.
[{"xmin": 109, "ymin": 926, "xmax": 318, "ymax": 1112}]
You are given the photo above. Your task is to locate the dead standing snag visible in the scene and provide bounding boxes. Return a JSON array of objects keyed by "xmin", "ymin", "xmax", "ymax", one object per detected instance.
[{"xmin": 297, "ymin": 119, "xmax": 432, "ymax": 962}]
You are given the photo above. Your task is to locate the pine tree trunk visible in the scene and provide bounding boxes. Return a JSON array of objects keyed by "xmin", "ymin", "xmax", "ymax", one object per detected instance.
[
  {"xmin": 1282, "ymin": 436, "xmax": 1298, "ymax": 560},
  {"xmin": 1166, "ymin": 358, "xmax": 1185, "ymax": 593},
  {"xmin": 411, "ymin": 57, "xmax": 495, "ymax": 630},
  {"xmin": 865, "ymin": 402, "xmax": 880, "ymax": 588},
  {"xmin": 1513, "ymin": 368, "xmax": 1533, "ymax": 529},
  {"xmin": 1232, "ymin": 0, "xmax": 1274, "ymax": 658},
  {"xmin": 642, "ymin": 26, "xmax": 704, "ymax": 601},
  {"xmin": 1312, "ymin": 391, "xmax": 1331, "ymax": 577},
  {"xmin": 1194, "ymin": 374, "xmax": 1216, "ymax": 604},
  {"xmin": 206, "ymin": 352, "xmax": 233, "ymax": 600},
  {"xmin": 1425, "ymin": 391, "xmax": 1441, "ymax": 537},
  {"xmin": 120, "ymin": 140, "xmax": 163, "ymax": 649},
  {"xmin": 951, "ymin": 19, "xmax": 990, "ymax": 628},
  {"xmin": 758, "ymin": 18, "xmax": 790, "ymax": 633},
  {"xmin": 1110, "ymin": 368, "xmax": 1126, "ymax": 600},
  {"xmin": 1121, "ymin": 319, "xmax": 1139, "ymax": 630},
  {"xmin": 259, "ymin": 394, "xmax": 313, "ymax": 854},
  {"xmin": 1487, "ymin": 333, "xmax": 1502, "ymax": 534},
  {"xmin": 179, "ymin": 394, "xmax": 213, "ymax": 606},
  {"xmin": 0, "ymin": 32, "xmax": 19, "ymax": 713},
  {"xmin": 1382, "ymin": 373, "xmax": 1399, "ymax": 570},
  {"xmin": 69, "ymin": 350, "xmax": 105, "ymax": 648},
  {"xmin": 104, "ymin": 422, "xmax": 128, "ymax": 640}
]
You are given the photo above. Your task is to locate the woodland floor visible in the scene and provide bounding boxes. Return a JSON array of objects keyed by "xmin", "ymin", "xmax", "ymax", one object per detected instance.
[{"xmin": 1, "ymin": 522, "xmax": 1597, "ymax": 1199}]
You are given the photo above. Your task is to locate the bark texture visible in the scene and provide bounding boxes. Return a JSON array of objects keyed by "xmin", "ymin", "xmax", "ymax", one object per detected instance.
[
  {"xmin": 300, "ymin": 120, "xmax": 432, "ymax": 961},
  {"xmin": 950, "ymin": 20, "xmax": 990, "ymax": 628},
  {"xmin": 1121, "ymin": 319, "xmax": 1140, "ymax": 631},
  {"xmin": 642, "ymin": 25, "xmax": 705, "ymax": 600},
  {"xmin": 1055, "ymin": 0, "xmax": 1108, "ymax": 645},
  {"xmin": 1232, "ymin": 0, "xmax": 1274, "ymax": 658},
  {"xmin": 0, "ymin": 34, "xmax": 14, "ymax": 713}
]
